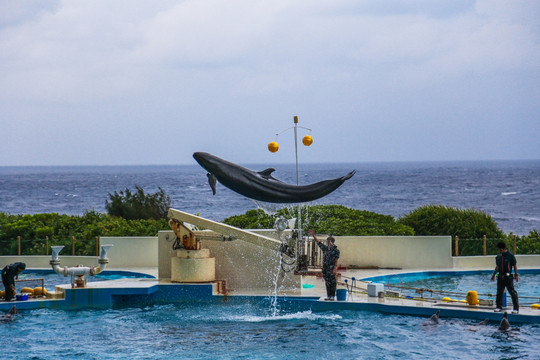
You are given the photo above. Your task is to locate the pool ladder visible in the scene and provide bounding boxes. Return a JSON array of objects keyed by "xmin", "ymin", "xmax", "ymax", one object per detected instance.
[{"xmin": 344, "ymin": 277, "xmax": 356, "ymax": 300}]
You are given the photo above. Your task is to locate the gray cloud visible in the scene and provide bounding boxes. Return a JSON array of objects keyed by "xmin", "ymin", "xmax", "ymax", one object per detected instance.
[{"xmin": 1, "ymin": 0, "xmax": 539, "ymax": 165}]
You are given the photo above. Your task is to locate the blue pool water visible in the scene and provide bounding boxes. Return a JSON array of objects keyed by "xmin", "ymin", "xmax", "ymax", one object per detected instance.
[
  {"xmin": 8, "ymin": 270, "xmax": 154, "ymax": 292},
  {"xmin": 363, "ymin": 270, "xmax": 540, "ymax": 302},
  {"xmin": 1, "ymin": 298, "xmax": 539, "ymax": 360}
]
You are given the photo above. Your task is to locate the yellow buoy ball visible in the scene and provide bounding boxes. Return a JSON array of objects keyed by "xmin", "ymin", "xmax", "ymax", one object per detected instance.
[
  {"xmin": 268, "ymin": 141, "xmax": 279, "ymax": 153},
  {"xmin": 466, "ymin": 290, "xmax": 478, "ymax": 306},
  {"xmin": 442, "ymin": 297, "xmax": 452, "ymax": 302},
  {"xmin": 21, "ymin": 287, "xmax": 34, "ymax": 295},
  {"xmin": 302, "ymin": 135, "xmax": 313, "ymax": 146},
  {"xmin": 531, "ymin": 304, "xmax": 540, "ymax": 309},
  {"xmin": 34, "ymin": 287, "xmax": 48, "ymax": 296}
]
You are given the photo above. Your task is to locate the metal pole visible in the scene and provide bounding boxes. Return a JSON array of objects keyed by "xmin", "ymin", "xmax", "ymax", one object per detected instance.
[
  {"xmin": 294, "ymin": 116, "xmax": 302, "ymax": 253},
  {"xmin": 294, "ymin": 116, "xmax": 299, "ymax": 186}
]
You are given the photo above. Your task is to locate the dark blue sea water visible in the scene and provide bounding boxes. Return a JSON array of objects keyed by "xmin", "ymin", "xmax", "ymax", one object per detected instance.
[{"xmin": 1, "ymin": 160, "xmax": 539, "ymax": 235}]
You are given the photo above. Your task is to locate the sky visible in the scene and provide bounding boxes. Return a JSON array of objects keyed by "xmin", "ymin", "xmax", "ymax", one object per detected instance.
[{"xmin": 1, "ymin": 0, "xmax": 539, "ymax": 166}]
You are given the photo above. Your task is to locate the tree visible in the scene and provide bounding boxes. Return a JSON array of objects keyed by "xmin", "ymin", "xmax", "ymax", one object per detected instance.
[{"xmin": 105, "ymin": 186, "xmax": 171, "ymax": 220}]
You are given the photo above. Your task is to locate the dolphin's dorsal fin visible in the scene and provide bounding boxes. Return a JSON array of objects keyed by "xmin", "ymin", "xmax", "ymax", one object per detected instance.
[
  {"xmin": 258, "ymin": 168, "xmax": 282, "ymax": 181},
  {"xmin": 258, "ymin": 168, "xmax": 276, "ymax": 177}
]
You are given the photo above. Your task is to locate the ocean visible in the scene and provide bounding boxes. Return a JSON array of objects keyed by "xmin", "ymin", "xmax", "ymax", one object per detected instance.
[{"xmin": 0, "ymin": 160, "xmax": 539, "ymax": 235}]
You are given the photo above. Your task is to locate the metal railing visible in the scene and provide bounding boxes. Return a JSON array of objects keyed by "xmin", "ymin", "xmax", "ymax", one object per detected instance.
[
  {"xmin": 0, "ymin": 236, "xmax": 100, "ymax": 256},
  {"xmin": 452, "ymin": 235, "xmax": 540, "ymax": 256}
]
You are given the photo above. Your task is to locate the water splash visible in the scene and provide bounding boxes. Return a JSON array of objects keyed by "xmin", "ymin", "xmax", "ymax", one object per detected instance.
[{"xmin": 226, "ymin": 310, "xmax": 342, "ymax": 323}]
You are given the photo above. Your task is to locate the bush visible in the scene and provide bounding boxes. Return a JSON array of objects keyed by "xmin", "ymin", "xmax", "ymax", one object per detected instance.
[
  {"xmin": 514, "ymin": 230, "xmax": 540, "ymax": 254},
  {"xmin": 105, "ymin": 185, "xmax": 171, "ymax": 220},
  {"xmin": 398, "ymin": 205, "xmax": 505, "ymax": 239},
  {"xmin": 223, "ymin": 205, "xmax": 414, "ymax": 236}
]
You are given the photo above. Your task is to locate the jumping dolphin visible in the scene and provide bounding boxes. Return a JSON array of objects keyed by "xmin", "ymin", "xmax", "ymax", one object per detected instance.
[
  {"xmin": 498, "ymin": 312, "xmax": 511, "ymax": 331},
  {"xmin": 193, "ymin": 152, "xmax": 356, "ymax": 203},
  {"xmin": 0, "ymin": 306, "xmax": 17, "ymax": 322}
]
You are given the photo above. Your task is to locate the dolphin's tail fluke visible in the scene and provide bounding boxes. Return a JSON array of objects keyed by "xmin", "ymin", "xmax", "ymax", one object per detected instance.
[{"xmin": 342, "ymin": 170, "xmax": 356, "ymax": 181}]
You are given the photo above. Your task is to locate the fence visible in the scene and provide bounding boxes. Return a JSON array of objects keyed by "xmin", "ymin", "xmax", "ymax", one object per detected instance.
[
  {"xmin": 0, "ymin": 236, "xmax": 101, "ymax": 257},
  {"xmin": 452, "ymin": 235, "xmax": 540, "ymax": 256}
]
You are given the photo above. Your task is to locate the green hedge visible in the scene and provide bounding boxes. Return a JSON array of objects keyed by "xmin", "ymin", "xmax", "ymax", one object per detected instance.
[{"xmin": 223, "ymin": 205, "xmax": 415, "ymax": 236}]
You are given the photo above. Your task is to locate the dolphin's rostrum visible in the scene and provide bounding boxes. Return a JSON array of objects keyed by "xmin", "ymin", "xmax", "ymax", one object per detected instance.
[{"xmin": 193, "ymin": 152, "xmax": 355, "ymax": 203}]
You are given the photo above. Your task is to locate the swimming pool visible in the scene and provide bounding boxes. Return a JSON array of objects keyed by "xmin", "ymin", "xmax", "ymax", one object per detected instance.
[
  {"xmin": 362, "ymin": 270, "xmax": 540, "ymax": 304},
  {"xmin": 2, "ymin": 297, "xmax": 539, "ymax": 360},
  {"xmin": 6, "ymin": 270, "xmax": 155, "ymax": 292},
  {"xmin": 2, "ymin": 270, "xmax": 540, "ymax": 359}
]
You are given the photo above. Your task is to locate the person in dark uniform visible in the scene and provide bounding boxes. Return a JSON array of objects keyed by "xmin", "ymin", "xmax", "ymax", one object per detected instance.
[
  {"xmin": 309, "ymin": 230, "xmax": 340, "ymax": 301},
  {"xmin": 490, "ymin": 242, "xmax": 519, "ymax": 314},
  {"xmin": 2, "ymin": 262, "xmax": 26, "ymax": 301}
]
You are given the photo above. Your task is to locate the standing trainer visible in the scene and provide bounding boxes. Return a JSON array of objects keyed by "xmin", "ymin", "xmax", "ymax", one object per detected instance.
[
  {"xmin": 2, "ymin": 262, "xmax": 26, "ymax": 301},
  {"xmin": 490, "ymin": 242, "xmax": 519, "ymax": 314},
  {"xmin": 309, "ymin": 230, "xmax": 340, "ymax": 301}
]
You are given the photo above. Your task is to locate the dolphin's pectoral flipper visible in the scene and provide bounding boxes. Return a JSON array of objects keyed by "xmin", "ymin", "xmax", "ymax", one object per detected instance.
[{"xmin": 207, "ymin": 173, "xmax": 217, "ymax": 195}]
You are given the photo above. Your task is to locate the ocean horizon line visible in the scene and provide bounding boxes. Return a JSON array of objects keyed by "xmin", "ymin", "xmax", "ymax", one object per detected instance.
[{"xmin": 1, "ymin": 158, "xmax": 539, "ymax": 170}]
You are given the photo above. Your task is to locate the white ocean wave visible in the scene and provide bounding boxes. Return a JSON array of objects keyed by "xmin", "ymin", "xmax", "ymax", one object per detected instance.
[{"xmin": 520, "ymin": 216, "xmax": 540, "ymax": 222}]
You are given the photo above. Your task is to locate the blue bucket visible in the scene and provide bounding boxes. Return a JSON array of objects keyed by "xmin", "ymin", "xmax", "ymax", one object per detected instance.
[
  {"xmin": 16, "ymin": 294, "xmax": 28, "ymax": 301},
  {"xmin": 336, "ymin": 289, "xmax": 347, "ymax": 301}
]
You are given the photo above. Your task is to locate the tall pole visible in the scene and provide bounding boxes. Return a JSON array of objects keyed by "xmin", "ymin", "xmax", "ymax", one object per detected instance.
[{"xmin": 294, "ymin": 116, "xmax": 302, "ymax": 256}]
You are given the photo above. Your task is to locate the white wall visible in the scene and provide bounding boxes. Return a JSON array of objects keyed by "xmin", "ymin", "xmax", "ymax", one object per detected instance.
[
  {"xmin": 5, "ymin": 234, "xmax": 539, "ymax": 292},
  {"xmin": 1, "ymin": 236, "xmax": 157, "ymax": 270},
  {"xmin": 335, "ymin": 236, "xmax": 453, "ymax": 269},
  {"xmin": 99, "ymin": 236, "xmax": 157, "ymax": 268}
]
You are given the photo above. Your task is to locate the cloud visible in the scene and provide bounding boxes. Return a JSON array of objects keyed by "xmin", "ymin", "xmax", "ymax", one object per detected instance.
[{"xmin": 0, "ymin": 0, "xmax": 539, "ymax": 165}]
